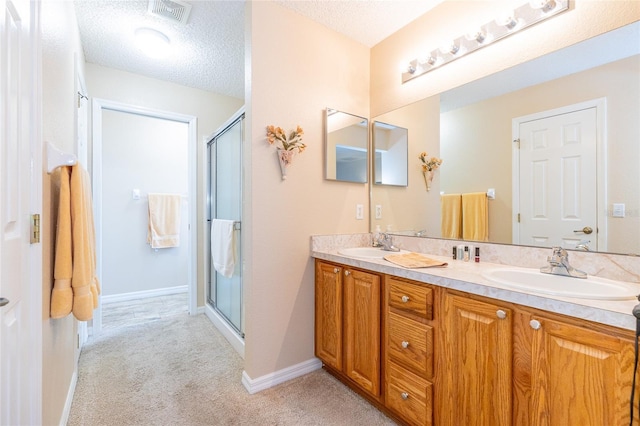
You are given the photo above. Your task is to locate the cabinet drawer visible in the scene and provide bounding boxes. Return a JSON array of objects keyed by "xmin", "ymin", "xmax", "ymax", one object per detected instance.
[
  {"xmin": 387, "ymin": 277, "xmax": 433, "ymax": 320},
  {"xmin": 388, "ymin": 312, "xmax": 433, "ymax": 378},
  {"xmin": 386, "ymin": 362, "xmax": 432, "ymax": 426}
]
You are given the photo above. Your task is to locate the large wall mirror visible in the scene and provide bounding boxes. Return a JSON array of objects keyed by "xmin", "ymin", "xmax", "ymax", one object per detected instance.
[
  {"xmin": 325, "ymin": 108, "xmax": 368, "ymax": 183},
  {"xmin": 370, "ymin": 22, "xmax": 640, "ymax": 255},
  {"xmin": 372, "ymin": 121, "xmax": 408, "ymax": 186}
]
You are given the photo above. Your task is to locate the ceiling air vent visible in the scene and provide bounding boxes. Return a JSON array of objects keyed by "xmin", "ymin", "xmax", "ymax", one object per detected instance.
[{"xmin": 148, "ymin": 0, "xmax": 192, "ymax": 25}]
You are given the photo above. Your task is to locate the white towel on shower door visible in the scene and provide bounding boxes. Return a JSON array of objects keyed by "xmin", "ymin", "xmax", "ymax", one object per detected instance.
[{"xmin": 211, "ymin": 219, "xmax": 236, "ymax": 278}]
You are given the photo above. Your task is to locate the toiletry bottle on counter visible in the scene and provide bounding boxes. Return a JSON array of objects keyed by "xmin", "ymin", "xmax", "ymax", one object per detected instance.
[
  {"xmin": 457, "ymin": 244, "xmax": 464, "ymax": 260},
  {"xmin": 452, "ymin": 246, "xmax": 457, "ymax": 260},
  {"xmin": 475, "ymin": 247, "xmax": 480, "ymax": 262},
  {"xmin": 464, "ymin": 246, "xmax": 470, "ymax": 261}
]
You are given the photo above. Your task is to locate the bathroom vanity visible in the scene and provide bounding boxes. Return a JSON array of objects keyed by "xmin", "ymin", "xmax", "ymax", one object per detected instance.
[{"xmin": 312, "ymin": 240, "xmax": 640, "ymax": 426}]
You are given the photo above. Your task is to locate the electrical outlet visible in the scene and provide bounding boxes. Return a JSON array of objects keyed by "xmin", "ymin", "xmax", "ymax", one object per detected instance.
[
  {"xmin": 356, "ymin": 204, "xmax": 364, "ymax": 220},
  {"xmin": 375, "ymin": 204, "xmax": 382, "ymax": 219}
]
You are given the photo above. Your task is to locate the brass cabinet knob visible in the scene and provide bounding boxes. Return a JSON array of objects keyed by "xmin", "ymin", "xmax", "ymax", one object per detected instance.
[
  {"xmin": 401, "ymin": 392, "xmax": 409, "ymax": 400},
  {"xmin": 530, "ymin": 319, "xmax": 542, "ymax": 330},
  {"xmin": 496, "ymin": 309, "xmax": 507, "ymax": 319},
  {"xmin": 401, "ymin": 341, "xmax": 410, "ymax": 349},
  {"xmin": 401, "ymin": 295, "xmax": 410, "ymax": 303}
]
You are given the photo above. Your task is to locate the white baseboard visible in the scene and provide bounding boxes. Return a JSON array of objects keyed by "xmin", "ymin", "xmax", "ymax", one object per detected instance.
[
  {"xmin": 101, "ymin": 285, "xmax": 188, "ymax": 304},
  {"xmin": 59, "ymin": 369, "xmax": 78, "ymax": 426},
  {"xmin": 204, "ymin": 304, "xmax": 244, "ymax": 359},
  {"xmin": 241, "ymin": 358, "xmax": 322, "ymax": 394}
]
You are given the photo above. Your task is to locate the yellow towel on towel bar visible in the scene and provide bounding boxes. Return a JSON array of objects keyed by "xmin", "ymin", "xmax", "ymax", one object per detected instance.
[
  {"xmin": 462, "ymin": 192, "xmax": 489, "ymax": 241},
  {"xmin": 147, "ymin": 193, "xmax": 181, "ymax": 248},
  {"xmin": 441, "ymin": 193, "xmax": 462, "ymax": 239}
]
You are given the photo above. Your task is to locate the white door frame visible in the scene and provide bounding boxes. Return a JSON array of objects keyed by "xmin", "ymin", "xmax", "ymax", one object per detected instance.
[
  {"xmin": 91, "ymin": 98, "xmax": 197, "ymax": 334},
  {"xmin": 512, "ymin": 98, "xmax": 607, "ymax": 251}
]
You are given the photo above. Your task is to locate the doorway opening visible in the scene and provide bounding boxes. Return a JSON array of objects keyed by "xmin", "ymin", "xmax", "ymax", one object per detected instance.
[{"xmin": 91, "ymin": 98, "xmax": 198, "ymax": 335}]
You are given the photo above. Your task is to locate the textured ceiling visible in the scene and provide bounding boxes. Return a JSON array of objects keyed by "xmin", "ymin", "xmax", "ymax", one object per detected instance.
[{"xmin": 73, "ymin": 0, "xmax": 444, "ymax": 99}]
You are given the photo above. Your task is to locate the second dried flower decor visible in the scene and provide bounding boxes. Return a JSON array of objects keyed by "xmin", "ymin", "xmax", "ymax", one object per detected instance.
[
  {"xmin": 418, "ymin": 151, "xmax": 443, "ymax": 191},
  {"xmin": 266, "ymin": 125, "xmax": 306, "ymax": 180}
]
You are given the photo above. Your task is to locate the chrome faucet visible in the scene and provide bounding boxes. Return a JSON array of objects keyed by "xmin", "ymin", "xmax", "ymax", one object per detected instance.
[
  {"xmin": 575, "ymin": 240, "xmax": 590, "ymax": 251},
  {"xmin": 540, "ymin": 246, "xmax": 587, "ymax": 279},
  {"xmin": 414, "ymin": 229, "xmax": 427, "ymax": 237},
  {"xmin": 375, "ymin": 233, "xmax": 400, "ymax": 252}
]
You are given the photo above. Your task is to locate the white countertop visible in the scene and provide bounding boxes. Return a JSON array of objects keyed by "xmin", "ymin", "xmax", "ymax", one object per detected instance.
[{"xmin": 311, "ymin": 247, "xmax": 640, "ymax": 332}]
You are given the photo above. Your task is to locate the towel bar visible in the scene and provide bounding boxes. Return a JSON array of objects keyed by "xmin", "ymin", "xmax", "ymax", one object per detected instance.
[
  {"xmin": 47, "ymin": 141, "xmax": 77, "ymax": 174},
  {"xmin": 207, "ymin": 219, "xmax": 241, "ymax": 230}
]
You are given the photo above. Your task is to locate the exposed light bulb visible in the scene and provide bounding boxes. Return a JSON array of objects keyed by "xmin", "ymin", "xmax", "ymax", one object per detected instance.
[
  {"xmin": 495, "ymin": 12, "xmax": 519, "ymax": 30},
  {"xmin": 529, "ymin": 0, "xmax": 556, "ymax": 12},
  {"xmin": 465, "ymin": 29, "xmax": 486, "ymax": 44},
  {"xmin": 439, "ymin": 41, "xmax": 459, "ymax": 55},
  {"xmin": 135, "ymin": 28, "xmax": 171, "ymax": 59}
]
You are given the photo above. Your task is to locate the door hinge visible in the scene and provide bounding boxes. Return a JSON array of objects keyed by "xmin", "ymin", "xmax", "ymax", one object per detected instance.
[
  {"xmin": 513, "ymin": 138, "xmax": 520, "ymax": 149},
  {"xmin": 31, "ymin": 214, "xmax": 40, "ymax": 244},
  {"xmin": 517, "ymin": 213, "xmax": 521, "ymax": 223}
]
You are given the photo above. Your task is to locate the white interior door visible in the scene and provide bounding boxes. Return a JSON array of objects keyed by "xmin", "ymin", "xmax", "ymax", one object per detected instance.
[
  {"xmin": 515, "ymin": 106, "xmax": 598, "ymax": 249},
  {"xmin": 1, "ymin": 0, "xmax": 39, "ymax": 423}
]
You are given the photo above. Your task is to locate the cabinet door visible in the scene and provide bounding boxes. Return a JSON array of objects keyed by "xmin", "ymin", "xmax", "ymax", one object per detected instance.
[
  {"xmin": 528, "ymin": 316, "xmax": 638, "ymax": 425},
  {"xmin": 441, "ymin": 294, "xmax": 512, "ymax": 426},
  {"xmin": 315, "ymin": 261, "xmax": 343, "ymax": 370},
  {"xmin": 344, "ymin": 268, "xmax": 381, "ymax": 396}
]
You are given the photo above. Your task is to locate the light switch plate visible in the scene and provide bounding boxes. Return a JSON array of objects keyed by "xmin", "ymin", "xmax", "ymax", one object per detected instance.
[
  {"xmin": 612, "ymin": 203, "xmax": 625, "ymax": 218},
  {"xmin": 375, "ymin": 205, "xmax": 382, "ymax": 219},
  {"xmin": 356, "ymin": 204, "xmax": 364, "ymax": 220}
]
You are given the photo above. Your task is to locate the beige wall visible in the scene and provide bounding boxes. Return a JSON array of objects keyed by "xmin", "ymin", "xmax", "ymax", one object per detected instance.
[
  {"xmin": 41, "ymin": 1, "xmax": 83, "ymax": 424},
  {"xmin": 244, "ymin": 1, "xmax": 370, "ymax": 379},
  {"xmin": 84, "ymin": 64, "xmax": 243, "ymax": 305},
  {"xmin": 372, "ymin": 96, "xmax": 440, "ymax": 233},
  {"xmin": 371, "ymin": 0, "xmax": 640, "ymax": 117},
  {"xmin": 441, "ymin": 55, "xmax": 640, "ymax": 251}
]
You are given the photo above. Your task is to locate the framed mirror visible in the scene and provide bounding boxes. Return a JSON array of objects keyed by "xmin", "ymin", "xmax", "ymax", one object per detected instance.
[
  {"xmin": 370, "ymin": 22, "xmax": 640, "ymax": 255},
  {"xmin": 325, "ymin": 108, "xmax": 368, "ymax": 183},
  {"xmin": 372, "ymin": 121, "xmax": 408, "ymax": 186}
]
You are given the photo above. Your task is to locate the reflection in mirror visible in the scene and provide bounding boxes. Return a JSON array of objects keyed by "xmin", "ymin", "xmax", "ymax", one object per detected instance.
[
  {"xmin": 372, "ymin": 121, "xmax": 408, "ymax": 186},
  {"xmin": 370, "ymin": 23, "xmax": 640, "ymax": 255},
  {"xmin": 325, "ymin": 108, "xmax": 368, "ymax": 183}
]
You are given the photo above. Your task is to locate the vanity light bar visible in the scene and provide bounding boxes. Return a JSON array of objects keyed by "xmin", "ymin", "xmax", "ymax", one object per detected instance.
[{"xmin": 402, "ymin": 0, "xmax": 569, "ymax": 83}]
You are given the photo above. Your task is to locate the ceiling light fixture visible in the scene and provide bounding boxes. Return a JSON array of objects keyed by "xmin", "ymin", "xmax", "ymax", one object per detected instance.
[
  {"xmin": 135, "ymin": 27, "xmax": 171, "ymax": 58},
  {"xmin": 402, "ymin": 0, "xmax": 569, "ymax": 84}
]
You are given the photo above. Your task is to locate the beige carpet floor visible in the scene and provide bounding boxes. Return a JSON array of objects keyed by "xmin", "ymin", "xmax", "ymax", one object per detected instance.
[{"xmin": 68, "ymin": 313, "xmax": 396, "ymax": 425}]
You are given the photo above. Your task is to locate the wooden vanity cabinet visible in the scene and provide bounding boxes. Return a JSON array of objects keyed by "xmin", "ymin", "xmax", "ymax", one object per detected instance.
[
  {"xmin": 440, "ymin": 292, "xmax": 513, "ymax": 426},
  {"xmin": 513, "ymin": 309, "xmax": 639, "ymax": 426},
  {"xmin": 441, "ymin": 290, "xmax": 640, "ymax": 426},
  {"xmin": 314, "ymin": 260, "xmax": 381, "ymax": 399},
  {"xmin": 384, "ymin": 276, "xmax": 436, "ymax": 426}
]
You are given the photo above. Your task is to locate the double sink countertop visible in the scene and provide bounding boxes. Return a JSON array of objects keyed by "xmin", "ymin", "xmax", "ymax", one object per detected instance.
[{"xmin": 311, "ymin": 245, "xmax": 640, "ymax": 332}]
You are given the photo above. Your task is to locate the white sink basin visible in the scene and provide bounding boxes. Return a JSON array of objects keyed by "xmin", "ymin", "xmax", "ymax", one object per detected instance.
[
  {"xmin": 482, "ymin": 268, "xmax": 639, "ymax": 300},
  {"xmin": 338, "ymin": 247, "xmax": 409, "ymax": 259}
]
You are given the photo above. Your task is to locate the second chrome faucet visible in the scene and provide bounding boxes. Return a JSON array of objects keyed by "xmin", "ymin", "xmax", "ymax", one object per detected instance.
[{"xmin": 540, "ymin": 246, "xmax": 587, "ymax": 278}]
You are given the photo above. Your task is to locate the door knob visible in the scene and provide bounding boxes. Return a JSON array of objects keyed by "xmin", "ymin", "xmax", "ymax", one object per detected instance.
[
  {"xmin": 0, "ymin": 297, "xmax": 9, "ymax": 307},
  {"xmin": 573, "ymin": 226, "xmax": 593, "ymax": 234}
]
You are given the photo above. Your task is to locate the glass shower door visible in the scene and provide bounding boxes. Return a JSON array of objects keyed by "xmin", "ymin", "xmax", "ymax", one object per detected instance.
[{"xmin": 207, "ymin": 114, "xmax": 243, "ymax": 336}]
